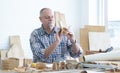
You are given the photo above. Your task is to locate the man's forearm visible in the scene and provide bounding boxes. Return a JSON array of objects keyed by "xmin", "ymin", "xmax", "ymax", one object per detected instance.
[
  {"xmin": 71, "ymin": 40, "xmax": 80, "ymax": 54},
  {"xmin": 44, "ymin": 40, "xmax": 60, "ymax": 58}
]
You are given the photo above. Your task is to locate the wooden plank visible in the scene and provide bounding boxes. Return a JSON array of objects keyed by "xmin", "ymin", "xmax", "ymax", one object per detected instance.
[
  {"xmin": 80, "ymin": 28, "xmax": 88, "ymax": 54},
  {"xmin": 85, "ymin": 25, "xmax": 105, "ymax": 32},
  {"xmin": 9, "ymin": 36, "xmax": 22, "ymax": 48},
  {"xmin": 8, "ymin": 35, "xmax": 24, "ymax": 59},
  {"xmin": 0, "ymin": 49, "xmax": 8, "ymax": 59},
  {"xmin": 54, "ymin": 11, "xmax": 67, "ymax": 28},
  {"xmin": 7, "ymin": 35, "xmax": 24, "ymax": 67},
  {"xmin": 59, "ymin": 13, "xmax": 67, "ymax": 28},
  {"xmin": 80, "ymin": 25, "xmax": 105, "ymax": 55},
  {"xmin": 54, "ymin": 11, "xmax": 60, "ymax": 27}
]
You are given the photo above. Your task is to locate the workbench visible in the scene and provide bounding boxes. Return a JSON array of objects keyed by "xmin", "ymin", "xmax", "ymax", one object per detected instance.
[{"xmin": 0, "ymin": 69, "xmax": 105, "ymax": 73}]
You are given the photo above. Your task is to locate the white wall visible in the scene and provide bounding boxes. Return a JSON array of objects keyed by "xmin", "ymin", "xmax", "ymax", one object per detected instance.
[
  {"xmin": 0, "ymin": 0, "xmax": 89, "ymax": 58},
  {"xmin": 108, "ymin": 0, "xmax": 120, "ymax": 21}
]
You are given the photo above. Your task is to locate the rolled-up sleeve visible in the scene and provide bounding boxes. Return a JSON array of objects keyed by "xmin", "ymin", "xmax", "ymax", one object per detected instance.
[
  {"xmin": 67, "ymin": 40, "xmax": 83, "ymax": 58},
  {"xmin": 30, "ymin": 33, "xmax": 46, "ymax": 62},
  {"xmin": 30, "ymin": 32, "xmax": 57, "ymax": 63}
]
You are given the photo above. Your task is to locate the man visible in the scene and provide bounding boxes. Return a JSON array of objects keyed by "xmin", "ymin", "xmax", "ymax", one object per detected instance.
[{"xmin": 30, "ymin": 8, "xmax": 83, "ymax": 63}]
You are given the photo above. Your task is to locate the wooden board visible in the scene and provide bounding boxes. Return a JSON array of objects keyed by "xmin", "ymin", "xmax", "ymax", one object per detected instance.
[
  {"xmin": 0, "ymin": 49, "xmax": 8, "ymax": 59},
  {"xmin": 54, "ymin": 11, "xmax": 60, "ymax": 27},
  {"xmin": 9, "ymin": 36, "xmax": 22, "ymax": 47},
  {"xmin": 8, "ymin": 35, "xmax": 24, "ymax": 59},
  {"xmin": 85, "ymin": 25, "xmax": 105, "ymax": 32},
  {"xmin": 80, "ymin": 25, "xmax": 105, "ymax": 55},
  {"xmin": 7, "ymin": 35, "xmax": 24, "ymax": 67},
  {"xmin": 54, "ymin": 11, "xmax": 67, "ymax": 28},
  {"xmin": 80, "ymin": 28, "xmax": 88, "ymax": 55}
]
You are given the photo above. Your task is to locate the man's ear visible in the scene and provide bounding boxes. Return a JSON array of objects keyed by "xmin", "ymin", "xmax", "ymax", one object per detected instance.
[
  {"xmin": 39, "ymin": 16, "xmax": 41, "ymax": 20},
  {"xmin": 39, "ymin": 16, "xmax": 42, "ymax": 22}
]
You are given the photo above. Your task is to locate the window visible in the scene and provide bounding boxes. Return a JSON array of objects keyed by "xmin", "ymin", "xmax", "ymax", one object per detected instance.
[
  {"xmin": 89, "ymin": 0, "xmax": 106, "ymax": 25},
  {"xmin": 89, "ymin": 0, "xmax": 120, "ymax": 49},
  {"xmin": 107, "ymin": 0, "xmax": 120, "ymax": 49}
]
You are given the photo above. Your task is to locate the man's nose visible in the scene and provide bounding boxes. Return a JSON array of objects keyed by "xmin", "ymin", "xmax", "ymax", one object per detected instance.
[{"xmin": 49, "ymin": 17, "xmax": 54, "ymax": 21}]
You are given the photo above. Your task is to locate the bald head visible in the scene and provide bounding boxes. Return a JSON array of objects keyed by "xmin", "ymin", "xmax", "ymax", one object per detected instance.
[{"xmin": 40, "ymin": 8, "xmax": 53, "ymax": 17}]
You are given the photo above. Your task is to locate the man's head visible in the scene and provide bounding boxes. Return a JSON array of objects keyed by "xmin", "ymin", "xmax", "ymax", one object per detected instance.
[{"xmin": 39, "ymin": 8, "xmax": 55, "ymax": 29}]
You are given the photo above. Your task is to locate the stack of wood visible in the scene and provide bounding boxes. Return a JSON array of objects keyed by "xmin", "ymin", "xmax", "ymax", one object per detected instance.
[{"xmin": 2, "ymin": 58, "xmax": 19, "ymax": 70}]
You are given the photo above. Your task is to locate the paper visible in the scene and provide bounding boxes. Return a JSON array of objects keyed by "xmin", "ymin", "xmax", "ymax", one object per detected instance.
[
  {"xmin": 42, "ymin": 69, "xmax": 104, "ymax": 73},
  {"xmin": 89, "ymin": 32, "xmax": 111, "ymax": 51},
  {"xmin": 84, "ymin": 51, "xmax": 120, "ymax": 61}
]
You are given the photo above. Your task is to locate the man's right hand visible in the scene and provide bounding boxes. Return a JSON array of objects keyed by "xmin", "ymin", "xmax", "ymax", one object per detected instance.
[{"xmin": 56, "ymin": 28, "xmax": 62, "ymax": 43}]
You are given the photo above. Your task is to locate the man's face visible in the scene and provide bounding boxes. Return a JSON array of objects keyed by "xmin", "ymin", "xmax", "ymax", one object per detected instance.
[{"xmin": 40, "ymin": 9, "xmax": 55, "ymax": 29}]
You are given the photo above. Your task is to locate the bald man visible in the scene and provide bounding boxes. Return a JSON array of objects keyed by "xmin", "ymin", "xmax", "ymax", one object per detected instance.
[{"xmin": 30, "ymin": 8, "xmax": 83, "ymax": 63}]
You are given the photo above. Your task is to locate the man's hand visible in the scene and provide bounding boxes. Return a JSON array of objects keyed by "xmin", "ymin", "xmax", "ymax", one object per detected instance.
[
  {"xmin": 66, "ymin": 32, "xmax": 76, "ymax": 43},
  {"xmin": 62, "ymin": 27, "xmax": 75, "ymax": 43},
  {"xmin": 56, "ymin": 28, "xmax": 63, "ymax": 43}
]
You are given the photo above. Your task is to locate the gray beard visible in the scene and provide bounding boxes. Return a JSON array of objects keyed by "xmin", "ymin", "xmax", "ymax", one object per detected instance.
[{"xmin": 48, "ymin": 23, "xmax": 54, "ymax": 29}]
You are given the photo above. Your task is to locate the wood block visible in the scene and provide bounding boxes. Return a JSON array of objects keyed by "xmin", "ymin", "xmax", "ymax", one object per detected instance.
[
  {"xmin": 60, "ymin": 62, "xmax": 66, "ymax": 70},
  {"xmin": 52, "ymin": 62, "xmax": 59, "ymax": 70},
  {"xmin": 23, "ymin": 59, "xmax": 33, "ymax": 67},
  {"xmin": 0, "ymin": 49, "xmax": 8, "ymax": 59},
  {"xmin": 36, "ymin": 62, "xmax": 46, "ymax": 69},
  {"xmin": 66, "ymin": 60, "xmax": 77, "ymax": 69}
]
